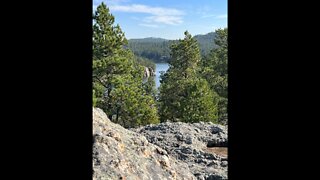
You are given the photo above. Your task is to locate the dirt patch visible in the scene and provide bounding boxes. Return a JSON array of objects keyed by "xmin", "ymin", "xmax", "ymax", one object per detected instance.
[{"xmin": 204, "ymin": 147, "xmax": 228, "ymax": 158}]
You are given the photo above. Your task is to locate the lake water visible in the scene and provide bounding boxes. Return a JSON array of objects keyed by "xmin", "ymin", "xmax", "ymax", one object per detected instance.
[{"xmin": 155, "ymin": 63, "xmax": 169, "ymax": 88}]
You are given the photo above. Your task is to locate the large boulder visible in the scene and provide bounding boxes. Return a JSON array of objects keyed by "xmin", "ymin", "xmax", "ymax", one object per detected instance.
[{"xmin": 93, "ymin": 108, "xmax": 196, "ymax": 180}]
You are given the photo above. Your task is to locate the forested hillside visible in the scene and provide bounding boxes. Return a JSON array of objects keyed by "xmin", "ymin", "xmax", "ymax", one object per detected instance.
[
  {"xmin": 128, "ymin": 32, "xmax": 216, "ymax": 63},
  {"xmin": 194, "ymin": 32, "xmax": 217, "ymax": 55}
]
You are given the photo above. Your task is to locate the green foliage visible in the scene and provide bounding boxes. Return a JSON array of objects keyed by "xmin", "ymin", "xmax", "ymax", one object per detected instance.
[
  {"xmin": 106, "ymin": 75, "xmax": 159, "ymax": 127},
  {"xmin": 134, "ymin": 55, "xmax": 156, "ymax": 70},
  {"xmin": 159, "ymin": 31, "xmax": 219, "ymax": 123},
  {"xmin": 93, "ymin": 3, "xmax": 127, "ymax": 59},
  {"xmin": 132, "ymin": 55, "xmax": 157, "ymax": 99},
  {"xmin": 143, "ymin": 76, "xmax": 157, "ymax": 99},
  {"xmin": 200, "ymin": 28, "xmax": 228, "ymax": 124},
  {"xmin": 159, "ymin": 76, "xmax": 218, "ymax": 123},
  {"xmin": 93, "ymin": 2, "xmax": 159, "ymax": 128},
  {"xmin": 193, "ymin": 32, "xmax": 217, "ymax": 55},
  {"xmin": 170, "ymin": 31, "xmax": 201, "ymax": 79}
]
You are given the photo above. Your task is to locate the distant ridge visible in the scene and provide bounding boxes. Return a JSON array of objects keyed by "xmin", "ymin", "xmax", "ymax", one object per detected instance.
[
  {"xmin": 128, "ymin": 32, "xmax": 217, "ymax": 62},
  {"xmin": 129, "ymin": 37, "xmax": 168, "ymax": 43}
]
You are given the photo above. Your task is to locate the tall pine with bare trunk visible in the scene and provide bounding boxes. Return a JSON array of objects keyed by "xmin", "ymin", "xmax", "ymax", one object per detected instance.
[{"xmin": 93, "ymin": 2, "xmax": 159, "ymax": 128}]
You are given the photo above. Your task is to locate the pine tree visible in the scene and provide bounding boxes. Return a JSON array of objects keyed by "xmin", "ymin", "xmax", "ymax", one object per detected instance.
[
  {"xmin": 93, "ymin": 2, "xmax": 159, "ymax": 127},
  {"xmin": 159, "ymin": 31, "xmax": 218, "ymax": 123},
  {"xmin": 200, "ymin": 28, "xmax": 228, "ymax": 124},
  {"xmin": 93, "ymin": 3, "xmax": 127, "ymax": 60}
]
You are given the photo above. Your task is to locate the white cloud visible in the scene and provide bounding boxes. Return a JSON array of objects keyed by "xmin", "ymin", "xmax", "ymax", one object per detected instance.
[
  {"xmin": 139, "ymin": 23, "xmax": 160, "ymax": 28},
  {"xmin": 109, "ymin": 4, "xmax": 184, "ymax": 25},
  {"xmin": 144, "ymin": 16, "xmax": 182, "ymax": 25},
  {"xmin": 109, "ymin": 4, "xmax": 184, "ymax": 16}
]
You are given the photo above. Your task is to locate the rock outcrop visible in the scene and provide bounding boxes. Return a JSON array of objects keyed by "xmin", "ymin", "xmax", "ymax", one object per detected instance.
[
  {"xmin": 93, "ymin": 107, "xmax": 228, "ymax": 180},
  {"xmin": 144, "ymin": 67, "xmax": 150, "ymax": 78},
  {"xmin": 143, "ymin": 67, "xmax": 156, "ymax": 78},
  {"xmin": 132, "ymin": 122, "xmax": 228, "ymax": 180},
  {"xmin": 93, "ymin": 108, "xmax": 196, "ymax": 180},
  {"xmin": 149, "ymin": 67, "xmax": 155, "ymax": 76}
]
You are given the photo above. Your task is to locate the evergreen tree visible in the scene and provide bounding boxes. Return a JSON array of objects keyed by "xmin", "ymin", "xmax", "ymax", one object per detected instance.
[
  {"xmin": 200, "ymin": 28, "xmax": 228, "ymax": 124},
  {"xmin": 93, "ymin": 2, "xmax": 159, "ymax": 127},
  {"xmin": 143, "ymin": 76, "xmax": 157, "ymax": 100},
  {"xmin": 93, "ymin": 3, "xmax": 127, "ymax": 60},
  {"xmin": 159, "ymin": 31, "xmax": 218, "ymax": 123}
]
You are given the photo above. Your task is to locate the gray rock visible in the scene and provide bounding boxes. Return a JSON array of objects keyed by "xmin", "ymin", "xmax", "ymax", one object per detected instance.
[
  {"xmin": 175, "ymin": 134, "xmax": 184, "ymax": 141},
  {"xmin": 221, "ymin": 161, "xmax": 228, "ymax": 167},
  {"xmin": 185, "ymin": 136, "xmax": 193, "ymax": 144},
  {"xmin": 181, "ymin": 146, "xmax": 193, "ymax": 154},
  {"xmin": 211, "ymin": 126, "xmax": 223, "ymax": 134},
  {"xmin": 207, "ymin": 174, "xmax": 225, "ymax": 180},
  {"xmin": 132, "ymin": 120, "xmax": 228, "ymax": 179},
  {"xmin": 93, "ymin": 108, "xmax": 196, "ymax": 180},
  {"xmin": 207, "ymin": 139, "xmax": 217, "ymax": 147}
]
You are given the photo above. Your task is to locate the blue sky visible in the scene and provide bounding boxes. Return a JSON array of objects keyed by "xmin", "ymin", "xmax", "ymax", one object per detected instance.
[{"xmin": 93, "ymin": 0, "xmax": 227, "ymax": 40}]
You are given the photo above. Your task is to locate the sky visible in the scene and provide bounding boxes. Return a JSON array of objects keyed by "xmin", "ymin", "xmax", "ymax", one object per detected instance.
[{"xmin": 93, "ymin": 0, "xmax": 227, "ymax": 40}]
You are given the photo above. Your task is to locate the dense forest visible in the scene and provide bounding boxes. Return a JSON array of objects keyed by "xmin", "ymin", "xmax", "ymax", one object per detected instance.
[
  {"xmin": 93, "ymin": 2, "xmax": 228, "ymax": 127},
  {"xmin": 128, "ymin": 32, "xmax": 217, "ymax": 63}
]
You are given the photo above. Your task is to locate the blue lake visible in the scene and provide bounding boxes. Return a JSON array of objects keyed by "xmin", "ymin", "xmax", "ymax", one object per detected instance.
[{"xmin": 154, "ymin": 63, "xmax": 169, "ymax": 88}]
